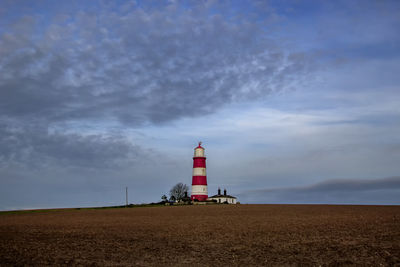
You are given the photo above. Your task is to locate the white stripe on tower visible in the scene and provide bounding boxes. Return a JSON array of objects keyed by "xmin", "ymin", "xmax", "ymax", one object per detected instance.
[
  {"xmin": 193, "ymin": 167, "xmax": 206, "ymax": 176},
  {"xmin": 191, "ymin": 185, "xmax": 208, "ymax": 195}
]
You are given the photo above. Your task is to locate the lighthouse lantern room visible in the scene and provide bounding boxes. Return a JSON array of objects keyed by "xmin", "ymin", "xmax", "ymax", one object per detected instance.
[{"xmin": 191, "ymin": 142, "xmax": 208, "ymax": 201}]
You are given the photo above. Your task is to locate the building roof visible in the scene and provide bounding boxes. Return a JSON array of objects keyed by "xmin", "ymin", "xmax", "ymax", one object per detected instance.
[{"xmin": 208, "ymin": 194, "xmax": 236, "ymax": 199}]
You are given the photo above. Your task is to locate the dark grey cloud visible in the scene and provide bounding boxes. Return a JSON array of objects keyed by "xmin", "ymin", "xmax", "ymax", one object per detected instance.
[
  {"xmin": 0, "ymin": 2, "xmax": 311, "ymax": 127},
  {"xmin": 0, "ymin": 119, "xmax": 167, "ymax": 211},
  {"xmin": 239, "ymin": 176, "xmax": 400, "ymax": 205},
  {"xmin": 0, "ymin": 121, "xmax": 148, "ymax": 170}
]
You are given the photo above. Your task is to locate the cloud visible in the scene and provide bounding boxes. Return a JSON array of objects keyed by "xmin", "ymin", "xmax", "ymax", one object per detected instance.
[
  {"xmin": 0, "ymin": 1, "xmax": 311, "ymax": 127},
  {"xmin": 239, "ymin": 176, "xmax": 400, "ymax": 205},
  {"xmin": 0, "ymin": 1, "xmax": 314, "ymax": 199},
  {"xmin": 0, "ymin": 121, "xmax": 149, "ymax": 170}
]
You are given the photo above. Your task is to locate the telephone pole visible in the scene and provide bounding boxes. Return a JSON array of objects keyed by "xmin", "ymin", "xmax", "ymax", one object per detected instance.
[{"xmin": 126, "ymin": 186, "xmax": 128, "ymax": 207}]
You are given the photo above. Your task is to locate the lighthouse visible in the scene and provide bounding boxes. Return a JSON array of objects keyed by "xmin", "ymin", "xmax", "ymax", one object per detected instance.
[{"xmin": 191, "ymin": 142, "xmax": 208, "ymax": 201}]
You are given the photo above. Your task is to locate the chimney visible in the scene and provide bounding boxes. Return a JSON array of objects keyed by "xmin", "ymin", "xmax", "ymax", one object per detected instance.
[
  {"xmin": 224, "ymin": 189, "xmax": 226, "ymax": 196},
  {"xmin": 218, "ymin": 188, "xmax": 221, "ymax": 195}
]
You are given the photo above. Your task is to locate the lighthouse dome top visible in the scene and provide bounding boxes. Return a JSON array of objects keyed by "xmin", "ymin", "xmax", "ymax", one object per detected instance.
[
  {"xmin": 195, "ymin": 141, "xmax": 204, "ymax": 150},
  {"xmin": 194, "ymin": 142, "xmax": 205, "ymax": 157}
]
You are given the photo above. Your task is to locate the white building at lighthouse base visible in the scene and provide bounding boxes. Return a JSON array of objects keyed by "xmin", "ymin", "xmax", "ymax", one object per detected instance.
[{"xmin": 207, "ymin": 188, "xmax": 237, "ymax": 204}]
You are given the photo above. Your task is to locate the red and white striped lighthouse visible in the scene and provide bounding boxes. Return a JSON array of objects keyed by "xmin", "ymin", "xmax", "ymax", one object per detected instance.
[{"xmin": 191, "ymin": 142, "xmax": 208, "ymax": 201}]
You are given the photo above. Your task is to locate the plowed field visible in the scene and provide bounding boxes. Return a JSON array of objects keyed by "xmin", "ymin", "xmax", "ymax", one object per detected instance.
[{"xmin": 1, "ymin": 204, "xmax": 399, "ymax": 266}]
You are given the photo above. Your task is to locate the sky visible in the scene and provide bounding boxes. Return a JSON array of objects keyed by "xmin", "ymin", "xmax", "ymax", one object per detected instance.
[{"xmin": 0, "ymin": 0, "xmax": 399, "ymax": 210}]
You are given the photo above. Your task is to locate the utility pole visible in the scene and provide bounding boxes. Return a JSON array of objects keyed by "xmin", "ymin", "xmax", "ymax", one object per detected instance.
[{"xmin": 126, "ymin": 186, "xmax": 128, "ymax": 207}]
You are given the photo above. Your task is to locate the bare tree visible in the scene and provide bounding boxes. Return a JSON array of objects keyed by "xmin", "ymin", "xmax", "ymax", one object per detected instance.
[{"xmin": 169, "ymin": 183, "xmax": 189, "ymax": 201}]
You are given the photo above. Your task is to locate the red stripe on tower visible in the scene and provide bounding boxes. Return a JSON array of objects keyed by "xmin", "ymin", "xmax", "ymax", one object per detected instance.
[{"xmin": 191, "ymin": 142, "xmax": 208, "ymax": 201}]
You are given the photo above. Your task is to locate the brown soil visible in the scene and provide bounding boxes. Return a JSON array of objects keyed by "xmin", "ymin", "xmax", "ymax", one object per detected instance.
[{"xmin": 1, "ymin": 204, "xmax": 399, "ymax": 266}]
